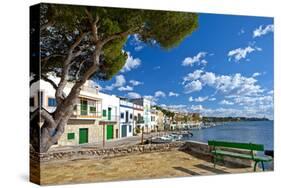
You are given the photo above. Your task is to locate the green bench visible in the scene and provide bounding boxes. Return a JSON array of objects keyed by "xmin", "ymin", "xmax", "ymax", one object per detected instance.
[{"xmin": 208, "ymin": 140, "xmax": 272, "ymax": 171}]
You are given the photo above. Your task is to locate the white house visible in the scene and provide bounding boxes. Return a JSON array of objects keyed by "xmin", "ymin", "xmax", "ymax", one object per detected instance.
[
  {"xmin": 130, "ymin": 98, "xmax": 152, "ymax": 133},
  {"xmin": 119, "ymin": 98, "xmax": 134, "ymax": 138},
  {"xmin": 99, "ymin": 92, "xmax": 120, "ymax": 140},
  {"xmin": 132, "ymin": 103, "xmax": 144, "ymax": 134},
  {"xmin": 150, "ymin": 107, "xmax": 157, "ymax": 132}
]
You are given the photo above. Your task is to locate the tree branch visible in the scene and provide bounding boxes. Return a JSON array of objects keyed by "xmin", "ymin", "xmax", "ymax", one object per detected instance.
[
  {"xmin": 41, "ymin": 74, "xmax": 58, "ymax": 90},
  {"xmin": 55, "ymin": 32, "xmax": 88, "ymax": 104},
  {"xmin": 40, "ymin": 108, "xmax": 56, "ymax": 128},
  {"xmin": 85, "ymin": 8, "xmax": 99, "ymax": 43}
]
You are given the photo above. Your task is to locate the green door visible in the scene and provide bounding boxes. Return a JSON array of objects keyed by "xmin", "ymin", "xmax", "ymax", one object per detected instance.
[
  {"xmin": 108, "ymin": 107, "xmax": 112, "ymax": 120},
  {"xmin": 80, "ymin": 100, "xmax": 88, "ymax": 115},
  {"xmin": 106, "ymin": 125, "xmax": 113, "ymax": 140},
  {"xmin": 121, "ymin": 125, "xmax": 127, "ymax": 137},
  {"xmin": 79, "ymin": 128, "xmax": 88, "ymax": 144}
]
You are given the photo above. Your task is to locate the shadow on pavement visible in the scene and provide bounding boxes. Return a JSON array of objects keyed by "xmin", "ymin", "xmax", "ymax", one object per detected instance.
[
  {"xmin": 194, "ymin": 164, "xmax": 230, "ymax": 174},
  {"xmin": 173, "ymin": 167, "xmax": 200, "ymax": 175}
]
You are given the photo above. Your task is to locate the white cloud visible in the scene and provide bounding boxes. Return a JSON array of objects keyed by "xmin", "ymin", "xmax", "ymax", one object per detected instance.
[
  {"xmin": 130, "ymin": 34, "xmax": 145, "ymax": 51},
  {"xmin": 168, "ymin": 92, "xmax": 179, "ymax": 97},
  {"xmin": 182, "ymin": 70, "xmax": 264, "ymax": 96},
  {"xmin": 134, "ymin": 45, "xmax": 144, "ymax": 51},
  {"xmin": 252, "ymin": 72, "xmax": 261, "ymax": 77},
  {"xmin": 127, "ymin": 92, "xmax": 141, "ymax": 99},
  {"xmin": 202, "ymin": 105, "xmax": 273, "ymax": 120},
  {"xmin": 144, "ymin": 95, "xmax": 157, "ymax": 106},
  {"xmin": 121, "ymin": 52, "xmax": 141, "ymax": 72},
  {"xmin": 88, "ymin": 80, "xmax": 103, "ymax": 90},
  {"xmin": 118, "ymin": 85, "xmax": 133, "ymax": 91},
  {"xmin": 238, "ymin": 28, "xmax": 245, "ymax": 35},
  {"xmin": 191, "ymin": 105, "xmax": 204, "ymax": 111},
  {"xmin": 154, "ymin": 91, "xmax": 166, "ymax": 98},
  {"xmin": 153, "ymin": 66, "xmax": 161, "ymax": 70},
  {"xmin": 129, "ymin": 80, "xmax": 143, "ymax": 86},
  {"xmin": 219, "ymin": 100, "xmax": 234, "ymax": 105},
  {"xmin": 104, "ymin": 75, "xmax": 126, "ymax": 91},
  {"xmin": 189, "ymin": 96, "xmax": 208, "ymax": 102},
  {"xmin": 183, "ymin": 70, "xmax": 204, "ymax": 84},
  {"xmin": 253, "ymin": 24, "xmax": 274, "ymax": 38},
  {"xmin": 184, "ymin": 80, "xmax": 203, "ymax": 93},
  {"xmin": 200, "ymin": 72, "xmax": 216, "ymax": 85},
  {"xmin": 228, "ymin": 46, "xmax": 256, "ymax": 62},
  {"xmin": 209, "ymin": 97, "xmax": 216, "ymax": 101},
  {"xmin": 182, "ymin": 52, "xmax": 208, "ymax": 66}
]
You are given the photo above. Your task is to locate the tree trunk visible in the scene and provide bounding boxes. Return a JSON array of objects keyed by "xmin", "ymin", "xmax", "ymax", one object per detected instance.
[{"xmin": 32, "ymin": 49, "xmax": 101, "ymax": 153}]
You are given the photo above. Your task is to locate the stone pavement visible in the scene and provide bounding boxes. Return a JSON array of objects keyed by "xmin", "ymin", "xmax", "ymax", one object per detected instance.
[{"xmin": 38, "ymin": 150, "xmax": 259, "ymax": 185}]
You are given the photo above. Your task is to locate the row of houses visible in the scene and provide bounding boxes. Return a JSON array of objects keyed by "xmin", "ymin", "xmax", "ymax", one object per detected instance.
[{"xmin": 30, "ymin": 79, "xmax": 165, "ymax": 147}]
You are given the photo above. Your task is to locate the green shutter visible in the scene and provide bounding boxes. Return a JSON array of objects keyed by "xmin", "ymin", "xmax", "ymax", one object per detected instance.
[
  {"xmin": 80, "ymin": 100, "xmax": 88, "ymax": 115},
  {"xmin": 67, "ymin": 133, "xmax": 75, "ymax": 140},
  {"xmin": 103, "ymin": 109, "xmax": 107, "ymax": 117},
  {"xmin": 108, "ymin": 108, "xmax": 111, "ymax": 120},
  {"xmin": 90, "ymin": 106, "xmax": 96, "ymax": 113}
]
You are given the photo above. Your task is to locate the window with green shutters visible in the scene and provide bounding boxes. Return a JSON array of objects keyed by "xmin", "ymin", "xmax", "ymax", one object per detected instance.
[
  {"xmin": 80, "ymin": 99, "xmax": 88, "ymax": 115},
  {"xmin": 103, "ymin": 109, "xmax": 107, "ymax": 117},
  {"xmin": 67, "ymin": 133, "xmax": 75, "ymax": 140},
  {"xmin": 90, "ymin": 106, "xmax": 96, "ymax": 113}
]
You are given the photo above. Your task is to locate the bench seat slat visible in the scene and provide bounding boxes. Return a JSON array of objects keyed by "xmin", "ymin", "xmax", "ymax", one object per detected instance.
[{"xmin": 211, "ymin": 150, "xmax": 272, "ymax": 162}]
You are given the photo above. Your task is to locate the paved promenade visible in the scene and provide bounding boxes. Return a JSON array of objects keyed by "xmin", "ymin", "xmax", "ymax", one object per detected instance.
[{"xmin": 39, "ymin": 150, "xmax": 256, "ymax": 185}]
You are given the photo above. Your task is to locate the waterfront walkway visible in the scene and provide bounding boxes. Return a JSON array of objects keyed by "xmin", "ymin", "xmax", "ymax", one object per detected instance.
[{"xmin": 39, "ymin": 150, "xmax": 255, "ymax": 185}]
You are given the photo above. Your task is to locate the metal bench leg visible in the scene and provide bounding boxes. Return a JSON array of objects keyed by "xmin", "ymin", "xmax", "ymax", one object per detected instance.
[
  {"xmin": 261, "ymin": 161, "xmax": 265, "ymax": 171},
  {"xmin": 254, "ymin": 161, "xmax": 258, "ymax": 172}
]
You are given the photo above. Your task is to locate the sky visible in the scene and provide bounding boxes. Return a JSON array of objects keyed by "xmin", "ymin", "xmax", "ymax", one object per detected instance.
[{"xmin": 95, "ymin": 13, "xmax": 274, "ymax": 119}]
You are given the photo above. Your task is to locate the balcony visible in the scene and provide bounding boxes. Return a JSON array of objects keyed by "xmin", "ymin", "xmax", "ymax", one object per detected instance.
[
  {"xmin": 100, "ymin": 115, "xmax": 119, "ymax": 122},
  {"xmin": 71, "ymin": 98, "xmax": 102, "ymax": 120}
]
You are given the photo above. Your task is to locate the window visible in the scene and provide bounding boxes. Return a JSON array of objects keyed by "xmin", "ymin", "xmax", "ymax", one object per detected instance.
[
  {"xmin": 103, "ymin": 109, "xmax": 107, "ymax": 117},
  {"xmin": 48, "ymin": 98, "xmax": 57, "ymax": 107},
  {"xmin": 130, "ymin": 113, "xmax": 133, "ymax": 119},
  {"xmin": 90, "ymin": 106, "xmax": 96, "ymax": 113},
  {"xmin": 80, "ymin": 99, "xmax": 88, "ymax": 115},
  {"xmin": 129, "ymin": 125, "xmax": 132, "ymax": 133},
  {"xmin": 121, "ymin": 112, "xmax": 124, "ymax": 119},
  {"xmin": 30, "ymin": 97, "xmax": 35, "ymax": 107},
  {"xmin": 67, "ymin": 133, "xmax": 75, "ymax": 140}
]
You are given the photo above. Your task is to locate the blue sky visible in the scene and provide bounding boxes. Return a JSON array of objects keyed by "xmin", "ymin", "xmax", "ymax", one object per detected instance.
[{"xmin": 96, "ymin": 13, "xmax": 274, "ymax": 119}]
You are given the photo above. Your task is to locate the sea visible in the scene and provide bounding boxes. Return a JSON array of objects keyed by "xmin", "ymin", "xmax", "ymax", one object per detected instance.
[{"xmin": 185, "ymin": 120, "xmax": 273, "ymax": 150}]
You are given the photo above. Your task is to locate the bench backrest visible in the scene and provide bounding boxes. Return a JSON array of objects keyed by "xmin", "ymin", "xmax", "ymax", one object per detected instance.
[{"xmin": 208, "ymin": 140, "xmax": 264, "ymax": 151}]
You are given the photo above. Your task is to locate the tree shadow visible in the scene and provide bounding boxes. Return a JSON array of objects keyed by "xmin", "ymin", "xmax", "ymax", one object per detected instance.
[
  {"xmin": 173, "ymin": 167, "xmax": 200, "ymax": 176},
  {"xmin": 194, "ymin": 164, "xmax": 230, "ymax": 174}
]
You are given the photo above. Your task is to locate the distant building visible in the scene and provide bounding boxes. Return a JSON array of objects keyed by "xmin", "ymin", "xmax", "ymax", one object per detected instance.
[
  {"xmin": 155, "ymin": 109, "xmax": 164, "ymax": 131},
  {"xmin": 130, "ymin": 98, "xmax": 152, "ymax": 133},
  {"xmin": 132, "ymin": 103, "xmax": 144, "ymax": 134},
  {"xmin": 119, "ymin": 98, "xmax": 134, "ymax": 138}
]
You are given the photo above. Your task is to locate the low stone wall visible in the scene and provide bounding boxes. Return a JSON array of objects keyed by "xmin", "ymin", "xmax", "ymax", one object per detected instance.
[
  {"xmin": 31, "ymin": 141, "xmax": 184, "ymax": 163},
  {"xmin": 30, "ymin": 140, "xmax": 254, "ymax": 168},
  {"xmin": 179, "ymin": 140, "xmax": 253, "ymax": 167}
]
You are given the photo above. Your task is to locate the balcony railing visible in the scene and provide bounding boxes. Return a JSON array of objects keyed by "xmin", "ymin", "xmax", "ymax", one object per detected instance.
[
  {"xmin": 100, "ymin": 115, "xmax": 119, "ymax": 122},
  {"xmin": 72, "ymin": 103, "xmax": 102, "ymax": 119}
]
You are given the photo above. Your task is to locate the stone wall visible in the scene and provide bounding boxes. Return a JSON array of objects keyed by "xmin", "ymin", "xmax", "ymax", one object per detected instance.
[
  {"xmin": 31, "ymin": 141, "xmax": 184, "ymax": 163},
  {"xmin": 179, "ymin": 140, "xmax": 253, "ymax": 167},
  {"xmin": 31, "ymin": 140, "xmax": 254, "ymax": 168}
]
